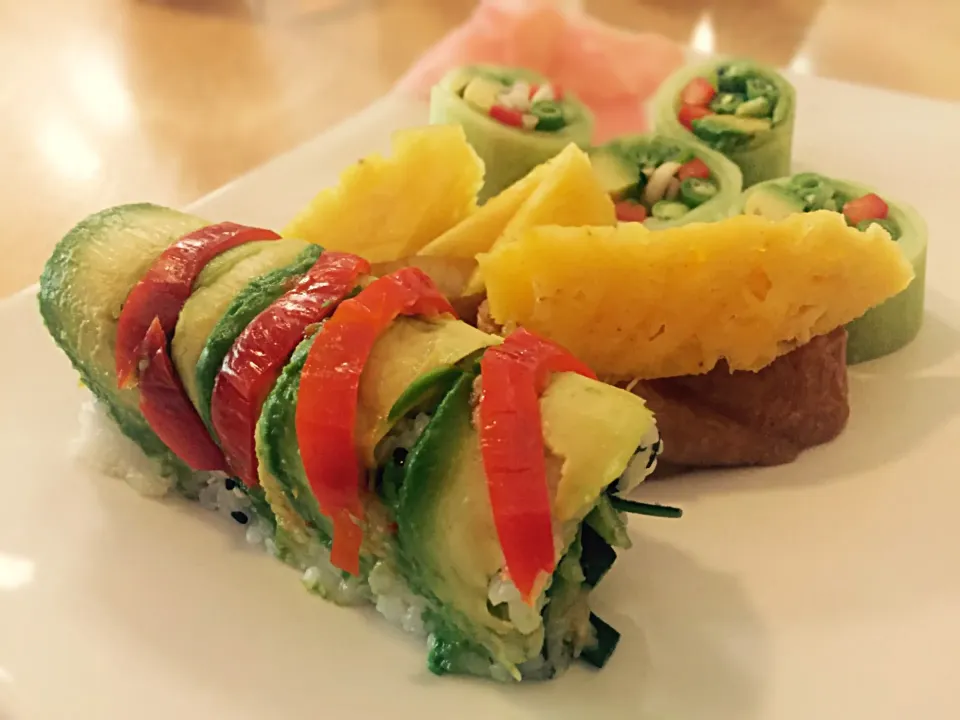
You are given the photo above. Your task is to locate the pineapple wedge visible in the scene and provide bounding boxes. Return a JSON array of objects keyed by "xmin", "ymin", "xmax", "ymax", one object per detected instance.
[
  {"xmin": 282, "ymin": 125, "xmax": 483, "ymax": 262},
  {"xmin": 421, "ymin": 143, "xmax": 615, "ymax": 296},
  {"xmin": 418, "ymin": 150, "xmax": 554, "ymax": 260},
  {"xmin": 480, "ymin": 211, "xmax": 915, "ymax": 379},
  {"xmin": 462, "ymin": 143, "xmax": 616, "ymax": 295}
]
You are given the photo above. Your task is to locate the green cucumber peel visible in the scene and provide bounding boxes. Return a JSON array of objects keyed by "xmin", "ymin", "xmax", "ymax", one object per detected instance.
[
  {"xmin": 589, "ymin": 132, "xmax": 743, "ymax": 229},
  {"xmin": 431, "ymin": 64, "xmax": 594, "ymax": 202},
  {"xmin": 653, "ymin": 57, "xmax": 796, "ymax": 187},
  {"xmin": 736, "ymin": 174, "xmax": 928, "ymax": 364}
]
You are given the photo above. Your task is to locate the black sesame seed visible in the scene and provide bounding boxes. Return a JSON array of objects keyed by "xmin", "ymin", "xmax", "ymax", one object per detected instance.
[
  {"xmin": 230, "ymin": 510, "xmax": 249, "ymax": 525},
  {"xmin": 225, "ymin": 478, "xmax": 237, "ymax": 490}
]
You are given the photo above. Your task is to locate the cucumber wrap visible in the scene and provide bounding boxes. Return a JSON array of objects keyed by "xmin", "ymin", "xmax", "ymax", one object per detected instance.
[
  {"xmin": 430, "ymin": 65, "xmax": 594, "ymax": 202},
  {"xmin": 737, "ymin": 175, "xmax": 927, "ymax": 364},
  {"xmin": 590, "ymin": 133, "xmax": 743, "ymax": 230},
  {"xmin": 653, "ymin": 58, "xmax": 796, "ymax": 188}
]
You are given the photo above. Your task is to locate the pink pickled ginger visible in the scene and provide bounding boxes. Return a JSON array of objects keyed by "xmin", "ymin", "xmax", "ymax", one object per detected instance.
[{"xmin": 393, "ymin": 0, "xmax": 685, "ymax": 141}]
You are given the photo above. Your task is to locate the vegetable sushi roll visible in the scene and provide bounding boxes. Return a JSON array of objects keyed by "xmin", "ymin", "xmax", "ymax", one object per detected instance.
[
  {"xmin": 431, "ymin": 65, "xmax": 594, "ymax": 202},
  {"xmin": 738, "ymin": 173, "xmax": 927, "ymax": 363},
  {"xmin": 653, "ymin": 58, "xmax": 796, "ymax": 188},
  {"xmin": 589, "ymin": 133, "xmax": 743, "ymax": 228},
  {"xmin": 39, "ymin": 204, "xmax": 676, "ymax": 681}
]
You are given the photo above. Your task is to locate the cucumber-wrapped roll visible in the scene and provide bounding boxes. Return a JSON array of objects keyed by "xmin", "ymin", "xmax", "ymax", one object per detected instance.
[
  {"xmin": 589, "ymin": 133, "xmax": 743, "ymax": 228},
  {"xmin": 430, "ymin": 64, "xmax": 594, "ymax": 202},
  {"xmin": 738, "ymin": 173, "xmax": 927, "ymax": 363},
  {"xmin": 39, "ymin": 205, "xmax": 677, "ymax": 681},
  {"xmin": 653, "ymin": 58, "xmax": 796, "ymax": 188}
]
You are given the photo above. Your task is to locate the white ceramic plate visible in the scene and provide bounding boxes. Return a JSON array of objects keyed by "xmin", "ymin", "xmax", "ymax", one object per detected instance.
[{"xmin": 2, "ymin": 74, "xmax": 960, "ymax": 720}]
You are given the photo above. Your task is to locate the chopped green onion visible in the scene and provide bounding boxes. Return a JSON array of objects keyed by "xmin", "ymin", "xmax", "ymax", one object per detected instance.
[
  {"xmin": 679, "ymin": 177, "xmax": 718, "ymax": 208},
  {"xmin": 651, "ymin": 200, "xmax": 689, "ymax": 222},
  {"xmin": 746, "ymin": 77, "xmax": 778, "ymax": 102},
  {"xmin": 710, "ymin": 92, "xmax": 746, "ymax": 115},
  {"xmin": 531, "ymin": 99, "xmax": 566, "ymax": 131},
  {"xmin": 609, "ymin": 496, "xmax": 683, "ymax": 519},
  {"xmin": 735, "ymin": 96, "xmax": 771, "ymax": 118}
]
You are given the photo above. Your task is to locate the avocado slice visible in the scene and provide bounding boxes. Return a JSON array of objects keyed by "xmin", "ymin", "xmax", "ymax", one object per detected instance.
[
  {"xmin": 387, "ymin": 364, "xmax": 467, "ymax": 424},
  {"xmin": 256, "ymin": 318, "xmax": 496, "ymax": 559},
  {"xmin": 185, "ymin": 243, "xmax": 323, "ymax": 432},
  {"xmin": 39, "ymin": 203, "xmax": 209, "ymax": 490},
  {"xmin": 396, "ymin": 372, "xmax": 542, "ymax": 676},
  {"xmin": 691, "ymin": 114, "xmax": 772, "ymax": 153},
  {"xmin": 172, "ymin": 239, "xmax": 315, "ymax": 423},
  {"xmin": 256, "ymin": 333, "xmax": 333, "ymax": 553},
  {"xmin": 396, "ymin": 369, "xmax": 659, "ymax": 678},
  {"xmin": 589, "ymin": 150, "xmax": 638, "ymax": 198},
  {"xmin": 743, "ymin": 184, "xmax": 806, "ymax": 220}
]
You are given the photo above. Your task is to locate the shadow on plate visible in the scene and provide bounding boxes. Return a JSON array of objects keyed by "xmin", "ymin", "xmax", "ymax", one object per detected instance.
[
  {"xmin": 77, "ymin": 475, "xmax": 765, "ymax": 718},
  {"xmin": 406, "ymin": 535, "xmax": 768, "ymax": 720}
]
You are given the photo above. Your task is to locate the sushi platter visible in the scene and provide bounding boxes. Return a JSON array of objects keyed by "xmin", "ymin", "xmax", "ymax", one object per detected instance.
[{"xmin": 0, "ymin": 51, "xmax": 959, "ymax": 720}]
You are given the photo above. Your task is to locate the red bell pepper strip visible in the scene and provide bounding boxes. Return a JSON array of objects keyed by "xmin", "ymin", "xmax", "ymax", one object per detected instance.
[
  {"xmin": 211, "ymin": 252, "xmax": 369, "ymax": 487},
  {"xmin": 843, "ymin": 193, "xmax": 889, "ymax": 225},
  {"xmin": 490, "ymin": 105, "xmax": 525, "ymax": 128},
  {"xmin": 680, "ymin": 76, "xmax": 716, "ymax": 106},
  {"xmin": 478, "ymin": 328, "xmax": 597, "ymax": 604},
  {"xmin": 295, "ymin": 267, "xmax": 456, "ymax": 575},
  {"xmin": 678, "ymin": 104, "xmax": 713, "ymax": 131},
  {"xmin": 614, "ymin": 201, "xmax": 648, "ymax": 223},
  {"xmin": 115, "ymin": 222, "xmax": 281, "ymax": 389},
  {"xmin": 677, "ymin": 157, "xmax": 711, "ymax": 182},
  {"xmin": 138, "ymin": 317, "xmax": 229, "ymax": 471}
]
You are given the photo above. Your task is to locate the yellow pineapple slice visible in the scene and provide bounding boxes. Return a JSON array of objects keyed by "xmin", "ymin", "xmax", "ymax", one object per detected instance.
[
  {"xmin": 480, "ymin": 211, "xmax": 915, "ymax": 379},
  {"xmin": 282, "ymin": 125, "xmax": 483, "ymax": 262},
  {"xmin": 418, "ymin": 152, "xmax": 554, "ymax": 260},
  {"xmin": 454, "ymin": 143, "xmax": 615, "ymax": 295}
]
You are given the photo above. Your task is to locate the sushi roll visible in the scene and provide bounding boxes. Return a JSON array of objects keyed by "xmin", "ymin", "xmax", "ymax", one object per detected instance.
[
  {"xmin": 38, "ymin": 204, "xmax": 675, "ymax": 681},
  {"xmin": 589, "ymin": 132, "xmax": 743, "ymax": 228},
  {"xmin": 738, "ymin": 173, "xmax": 927, "ymax": 364},
  {"xmin": 653, "ymin": 58, "xmax": 796, "ymax": 188},
  {"xmin": 430, "ymin": 65, "xmax": 594, "ymax": 202}
]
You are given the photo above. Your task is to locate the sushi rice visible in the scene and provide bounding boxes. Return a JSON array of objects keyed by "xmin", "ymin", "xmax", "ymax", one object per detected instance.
[{"xmin": 73, "ymin": 394, "xmax": 660, "ymax": 681}]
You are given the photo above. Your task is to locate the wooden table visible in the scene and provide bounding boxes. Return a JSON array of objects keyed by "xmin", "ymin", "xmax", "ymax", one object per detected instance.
[{"xmin": 3, "ymin": 0, "xmax": 959, "ymax": 297}]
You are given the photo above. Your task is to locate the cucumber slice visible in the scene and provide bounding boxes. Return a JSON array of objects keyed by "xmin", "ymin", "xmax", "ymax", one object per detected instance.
[
  {"xmin": 654, "ymin": 57, "xmax": 795, "ymax": 187},
  {"xmin": 590, "ymin": 132, "xmax": 742, "ymax": 229},
  {"xmin": 431, "ymin": 64, "xmax": 594, "ymax": 201},
  {"xmin": 735, "ymin": 175, "xmax": 928, "ymax": 363}
]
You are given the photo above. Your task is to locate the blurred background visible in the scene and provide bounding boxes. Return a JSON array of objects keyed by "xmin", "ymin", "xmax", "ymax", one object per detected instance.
[{"xmin": 2, "ymin": 0, "xmax": 959, "ymax": 297}]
